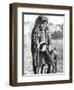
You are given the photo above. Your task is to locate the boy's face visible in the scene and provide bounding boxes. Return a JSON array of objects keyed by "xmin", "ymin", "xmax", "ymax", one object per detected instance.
[{"xmin": 40, "ymin": 21, "xmax": 47, "ymax": 30}]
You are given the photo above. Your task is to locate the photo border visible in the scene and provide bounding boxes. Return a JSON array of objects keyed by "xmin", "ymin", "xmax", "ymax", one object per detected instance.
[{"xmin": 9, "ymin": 3, "xmax": 72, "ymax": 86}]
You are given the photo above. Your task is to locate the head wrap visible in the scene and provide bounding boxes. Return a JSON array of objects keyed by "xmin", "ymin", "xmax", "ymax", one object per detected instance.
[{"xmin": 35, "ymin": 15, "xmax": 48, "ymax": 25}]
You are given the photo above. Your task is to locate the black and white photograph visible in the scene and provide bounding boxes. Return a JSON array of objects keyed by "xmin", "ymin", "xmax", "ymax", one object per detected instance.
[{"xmin": 22, "ymin": 13, "xmax": 64, "ymax": 75}]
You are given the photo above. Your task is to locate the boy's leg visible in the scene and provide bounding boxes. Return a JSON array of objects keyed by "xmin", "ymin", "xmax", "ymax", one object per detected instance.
[
  {"xmin": 47, "ymin": 64, "xmax": 51, "ymax": 73},
  {"xmin": 41, "ymin": 64, "xmax": 45, "ymax": 74}
]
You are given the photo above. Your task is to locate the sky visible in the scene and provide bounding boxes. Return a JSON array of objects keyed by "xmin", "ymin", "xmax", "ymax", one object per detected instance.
[{"xmin": 24, "ymin": 15, "xmax": 64, "ymax": 25}]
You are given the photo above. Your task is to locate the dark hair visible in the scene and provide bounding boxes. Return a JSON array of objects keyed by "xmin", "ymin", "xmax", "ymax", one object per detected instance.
[{"xmin": 35, "ymin": 15, "xmax": 48, "ymax": 25}]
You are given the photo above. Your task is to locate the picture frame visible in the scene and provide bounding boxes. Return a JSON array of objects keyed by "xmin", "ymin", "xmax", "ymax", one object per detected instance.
[{"xmin": 9, "ymin": 3, "xmax": 72, "ymax": 86}]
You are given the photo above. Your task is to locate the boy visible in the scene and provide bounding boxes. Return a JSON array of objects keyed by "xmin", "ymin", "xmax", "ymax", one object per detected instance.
[{"xmin": 39, "ymin": 43, "xmax": 57, "ymax": 73}]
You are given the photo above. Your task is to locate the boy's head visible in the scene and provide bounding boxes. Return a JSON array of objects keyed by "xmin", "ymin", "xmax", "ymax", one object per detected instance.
[{"xmin": 35, "ymin": 16, "xmax": 48, "ymax": 30}]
